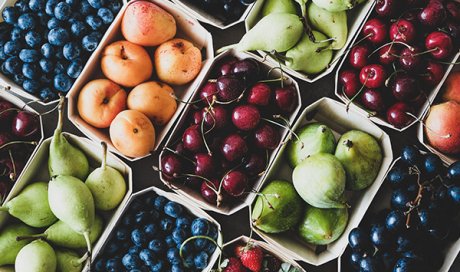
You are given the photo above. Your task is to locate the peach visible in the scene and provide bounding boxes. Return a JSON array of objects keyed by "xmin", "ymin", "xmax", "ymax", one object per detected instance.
[
  {"xmin": 442, "ymin": 71, "xmax": 460, "ymax": 103},
  {"xmin": 155, "ymin": 38, "xmax": 202, "ymax": 86},
  {"xmin": 121, "ymin": 1, "xmax": 176, "ymax": 46},
  {"xmin": 425, "ymin": 101, "xmax": 460, "ymax": 155},
  {"xmin": 77, "ymin": 79, "xmax": 127, "ymax": 128},
  {"xmin": 109, "ymin": 110, "xmax": 156, "ymax": 157},
  {"xmin": 101, "ymin": 40, "xmax": 153, "ymax": 87},
  {"xmin": 127, "ymin": 81, "xmax": 177, "ymax": 126}
]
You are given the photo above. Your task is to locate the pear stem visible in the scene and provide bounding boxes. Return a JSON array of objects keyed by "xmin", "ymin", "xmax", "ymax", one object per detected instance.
[
  {"xmin": 55, "ymin": 95, "xmax": 65, "ymax": 135},
  {"xmin": 216, "ymin": 44, "xmax": 236, "ymax": 54},
  {"xmin": 344, "ymin": 140, "xmax": 353, "ymax": 149},
  {"xmin": 100, "ymin": 142, "xmax": 108, "ymax": 170},
  {"xmin": 16, "ymin": 233, "xmax": 46, "ymax": 241},
  {"xmin": 75, "ymin": 252, "xmax": 89, "ymax": 265},
  {"xmin": 83, "ymin": 231, "xmax": 92, "ymax": 267},
  {"xmin": 0, "ymin": 206, "xmax": 8, "ymax": 212}
]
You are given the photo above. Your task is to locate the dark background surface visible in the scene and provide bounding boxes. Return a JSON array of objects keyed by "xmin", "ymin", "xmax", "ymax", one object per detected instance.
[{"xmin": 31, "ymin": 21, "xmax": 460, "ymax": 271}]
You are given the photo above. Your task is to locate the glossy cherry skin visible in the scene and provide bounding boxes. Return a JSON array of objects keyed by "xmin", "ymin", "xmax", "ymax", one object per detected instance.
[
  {"xmin": 200, "ymin": 179, "xmax": 220, "ymax": 204},
  {"xmin": 274, "ymin": 86, "xmax": 297, "ymax": 113},
  {"xmin": 391, "ymin": 74, "xmax": 420, "ymax": 102},
  {"xmin": 425, "ymin": 31, "xmax": 453, "ymax": 60},
  {"xmin": 446, "ymin": 21, "xmax": 460, "ymax": 45},
  {"xmin": 418, "ymin": 0, "xmax": 446, "ymax": 27},
  {"xmin": 389, "ymin": 19, "xmax": 416, "ymax": 43},
  {"xmin": 359, "ymin": 64, "xmax": 387, "ymax": 89},
  {"xmin": 231, "ymin": 58, "xmax": 260, "ymax": 84},
  {"xmin": 378, "ymin": 44, "xmax": 399, "ymax": 66},
  {"xmin": 349, "ymin": 44, "xmax": 371, "ymax": 69},
  {"xmin": 192, "ymin": 111, "xmax": 203, "ymax": 125},
  {"xmin": 0, "ymin": 100, "xmax": 15, "ymax": 125},
  {"xmin": 421, "ymin": 61, "xmax": 444, "ymax": 86},
  {"xmin": 182, "ymin": 125, "xmax": 204, "ymax": 153},
  {"xmin": 386, "ymin": 102, "xmax": 414, "ymax": 128},
  {"xmin": 399, "ymin": 47, "xmax": 423, "ymax": 72},
  {"xmin": 194, "ymin": 153, "xmax": 215, "ymax": 178},
  {"xmin": 243, "ymin": 152, "xmax": 267, "ymax": 177},
  {"xmin": 232, "ymin": 105, "xmax": 261, "ymax": 131},
  {"xmin": 254, "ymin": 124, "xmax": 280, "ymax": 150},
  {"xmin": 199, "ymin": 82, "xmax": 218, "ymax": 104},
  {"xmin": 447, "ymin": 1, "xmax": 460, "ymax": 21},
  {"xmin": 216, "ymin": 76, "xmax": 245, "ymax": 102},
  {"xmin": 375, "ymin": 0, "xmax": 398, "ymax": 17},
  {"xmin": 339, "ymin": 69, "xmax": 360, "ymax": 98},
  {"xmin": 362, "ymin": 18, "xmax": 388, "ymax": 45},
  {"xmin": 202, "ymin": 106, "xmax": 229, "ymax": 129},
  {"xmin": 12, "ymin": 111, "xmax": 40, "ymax": 138},
  {"xmin": 161, "ymin": 154, "xmax": 183, "ymax": 181},
  {"xmin": 215, "ymin": 56, "xmax": 238, "ymax": 76},
  {"xmin": 221, "ymin": 133, "xmax": 248, "ymax": 162},
  {"xmin": 361, "ymin": 89, "xmax": 387, "ymax": 112},
  {"xmin": 222, "ymin": 170, "xmax": 248, "ymax": 197},
  {"xmin": 247, "ymin": 83, "xmax": 271, "ymax": 106}
]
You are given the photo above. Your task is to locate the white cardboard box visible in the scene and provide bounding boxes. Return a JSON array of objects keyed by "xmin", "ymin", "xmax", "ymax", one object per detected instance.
[
  {"xmin": 67, "ymin": 0, "xmax": 215, "ymax": 161},
  {"xmin": 250, "ymin": 98, "xmax": 393, "ymax": 266},
  {"xmin": 159, "ymin": 49, "xmax": 302, "ymax": 215},
  {"xmin": 245, "ymin": 0, "xmax": 375, "ymax": 83}
]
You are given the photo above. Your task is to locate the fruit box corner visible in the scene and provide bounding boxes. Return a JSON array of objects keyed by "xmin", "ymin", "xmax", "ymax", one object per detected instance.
[
  {"xmin": 244, "ymin": 0, "xmax": 375, "ymax": 83},
  {"xmin": 158, "ymin": 48, "xmax": 302, "ymax": 216},
  {"xmin": 248, "ymin": 97, "xmax": 393, "ymax": 266},
  {"xmin": 66, "ymin": 0, "xmax": 215, "ymax": 162}
]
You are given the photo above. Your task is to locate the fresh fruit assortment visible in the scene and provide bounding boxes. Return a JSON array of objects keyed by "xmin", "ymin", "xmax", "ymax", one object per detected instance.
[
  {"xmin": 0, "ymin": 0, "xmax": 123, "ymax": 102},
  {"xmin": 92, "ymin": 189, "xmax": 220, "ymax": 272},
  {"xmin": 0, "ymin": 96, "xmax": 41, "ymax": 203},
  {"xmin": 252, "ymin": 122, "xmax": 383, "ymax": 246},
  {"xmin": 343, "ymin": 146, "xmax": 460, "ymax": 272},
  {"xmin": 159, "ymin": 52, "xmax": 299, "ymax": 213},
  {"xmin": 0, "ymin": 100, "xmax": 129, "ymax": 271},
  {"xmin": 337, "ymin": 0, "xmax": 460, "ymax": 129},
  {"xmin": 75, "ymin": 0, "xmax": 206, "ymax": 159}
]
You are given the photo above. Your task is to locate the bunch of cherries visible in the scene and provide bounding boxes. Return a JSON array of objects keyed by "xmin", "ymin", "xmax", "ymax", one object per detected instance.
[
  {"xmin": 339, "ymin": 0, "xmax": 460, "ymax": 129},
  {"xmin": 0, "ymin": 97, "xmax": 41, "ymax": 202},
  {"xmin": 159, "ymin": 56, "xmax": 298, "ymax": 208}
]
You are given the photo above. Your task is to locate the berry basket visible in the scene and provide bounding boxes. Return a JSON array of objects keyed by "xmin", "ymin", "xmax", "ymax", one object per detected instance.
[{"xmin": 249, "ymin": 98, "xmax": 393, "ymax": 266}]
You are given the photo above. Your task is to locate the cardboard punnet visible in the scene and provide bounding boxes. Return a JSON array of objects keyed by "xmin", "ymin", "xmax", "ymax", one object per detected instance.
[
  {"xmin": 67, "ymin": 0, "xmax": 215, "ymax": 162},
  {"xmin": 171, "ymin": 0, "xmax": 255, "ymax": 30},
  {"xmin": 417, "ymin": 64, "xmax": 460, "ymax": 164},
  {"xmin": 244, "ymin": 0, "xmax": 374, "ymax": 83},
  {"xmin": 250, "ymin": 98, "xmax": 393, "ymax": 266},
  {"xmin": 338, "ymin": 158, "xmax": 460, "ymax": 272},
  {"xmin": 158, "ymin": 49, "xmax": 302, "ymax": 216},
  {"xmin": 88, "ymin": 186, "xmax": 223, "ymax": 272},
  {"xmin": 0, "ymin": 133, "xmax": 133, "ymax": 269},
  {"xmin": 0, "ymin": 89, "xmax": 44, "ymax": 204}
]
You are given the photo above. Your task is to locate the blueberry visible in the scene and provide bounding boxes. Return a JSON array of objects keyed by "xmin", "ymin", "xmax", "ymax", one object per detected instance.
[
  {"xmin": 172, "ymin": 227, "xmax": 187, "ymax": 245},
  {"xmin": 122, "ymin": 213, "xmax": 134, "ymax": 226},
  {"xmin": 191, "ymin": 218, "xmax": 210, "ymax": 236},
  {"xmin": 153, "ymin": 195, "xmax": 167, "ymax": 211},
  {"xmin": 108, "ymin": 1, "xmax": 122, "ymax": 13},
  {"xmin": 47, "ymin": 18, "xmax": 61, "ymax": 30},
  {"xmin": 194, "ymin": 252, "xmax": 209, "ymax": 269},
  {"xmin": 88, "ymin": 0, "xmax": 105, "ymax": 9},
  {"xmin": 54, "ymin": 2, "xmax": 71, "ymax": 21},
  {"xmin": 116, "ymin": 228, "xmax": 129, "ymax": 241},
  {"xmin": 22, "ymin": 63, "xmax": 40, "ymax": 79},
  {"xmin": 66, "ymin": 59, "xmax": 82, "ymax": 79},
  {"xmin": 45, "ymin": 0, "xmax": 59, "ymax": 16},
  {"xmin": 131, "ymin": 228, "xmax": 147, "ymax": 246},
  {"xmin": 165, "ymin": 235, "xmax": 175, "ymax": 248},
  {"xmin": 4, "ymin": 40, "xmax": 22, "ymax": 56},
  {"xmin": 359, "ymin": 256, "xmax": 379, "ymax": 272},
  {"xmin": 167, "ymin": 248, "xmax": 181, "ymax": 265},
  {"xmin": 0, "ymin": 45, "xmax": 6, "ymax": 61},
  {"xmin": 39, "ymin": 87, "xmax": 57, "ymax": 101},
  {"xmin": 13, "ymin": 74, "xmax": 26, "ymax": 85},
  {"xmin": 39, "ymin": 73, "xmax": 52, "ymax": 84},
  {"xmin": 448, "ymin": 186, "xmax": 460, "ymax": 204},
  {"xmin": 63, "ymin": 42, "xmax": 80, "ymax": 60},
  {"xmin": 149, "ymin": 260, "xmax": 164, "ymax": 272},
  {"xmin": 25, "ymin": 31, "xmax": 42, "ymax": 48},
  {"xmin": 0, "ymin": 63, "xmax": 10, "ymax": 75},
  {"xmin": 65, "ymin": 0, "xmax": 77, "ymax": 7},
  {"xmin": 20, "ymin": 49, "xmax": 40, "ymax": 63},
  {"xmin": 68, "ymin": 12, "xmax": 83, "ymax": 24},
  {"xmin": 70, "ymin": 21, "xmax": 88, "ymax": 37},
  {"xmin": 22, "ymin": 79, "xmax": 41, "ymax": 93},
  {"xmin": 348, "ymin": 228, "xmax": 371, "ymax": 250},
  {"xmin": 106, "ymin": 257, "xmax": 123, "ymax": 272},
  {"xmin": 29, "ymin": 0, "xmax": 46, "ymax": 11},
  {"xmin": 164, "ymin": 201, "xmax": 184, "ymax": 218},
  {"xmin": 10, "ymin": 27, "xmax": 22, "ymax": 41},
  {"xmin": 55, "ymin": 46, "xmax": 64, "ymax": 59},
  {"xmin": 135, "ymin": 210, "xmax": 148, "ymax": 225},
  {"xmin": 183, "ymin": 254, "xmax": 194, "ymax": 268},
  {"xmin": 208, "ymin": 224, "xmax": 218, "ymax": 240},
  {"xmin": 4, "ymin": 56, "xmax": 21, "ymax": 74},
  {"xmin": 178, "ymin": 241, "xmax": 194, "ymax": 256},
  {"xmin": 127, "ymin": 246, "xmax": 141, "ymax": 255},
  {"xmin": 89, "ymin": 31, "xmax": 103, "ymax": 40},
  {"xmin": 53, "ymin": 73, "xmax": 72, "ymax": 92},
  {"xmin": 393, "ymin": 257, "xmax": 420, "ymax": 272},
  {"xmin": 370, "ymin": 224, "xmax": 393, "ymax": 248},
  {"xmin": 18, "ymin": 14, "xmax": 36, "ymax": 30},
  {"xmin": 143, "ymin": 223, "xmax": 158, "ymax": 239},
  {"xmin": 401, "ymin": 145, "xmax": 421, "ymax": 167},
  {"xmin": 204, "ymin": 240, "xmax": 217, "ymax": 254},
  {"xmin": 139, "ymin": 248, "xmax": 156, "ymax": 266},
  {"xmin": 194, "ymin": 238, "xmax": 208, "ymax": 250},
  {"xmin": 82, "ymin": 33, "xmax": 99, "ymax": 52},
  {"xmin": 122, "ymin": 253, "xmax": 142, "ymax": 270},
  {"xmin": 97, "ymin": 8, "xmax": 114, "ymax": 24},
  {"xmin": 54, "ymin": 61, "xmax": 66, "ymax": 74},
  {"xmin": 171, "ymin": 264, "xmax": 184, "ymax": 272},
  {"xmin": 148, "ymin": 239, "xmax": 164, "ymax": 253},
  {"xmin": 105, "ymin": 241, "xmax": 120, "ymax": 255},
  {"xmin": 80, "ymin": 0, "xmax": 93, "ymax": 15},
  {"xmin": 48, "ymin": 27, "xmax": 69, "ymax": 46},
  {"xmin": 176, "ymin": 217, "xmax": 191, "ymax": 229},
  {"xmin": 2, "ymin": 7, "xmax": 19, "ymax": 25},
  {"xmin": 39, "ymin": 58, "xmax": 54, "ymax": 73},
  {"xmin": 385, "ymin": 210, "xmax": 405, "ymax": 232},
  {"xmin": 149, "ymin": 209, "xmax": 160, "ymax": 220},
  {"xmin": 160, "ymin": 218, "xmax": 174, "ymax": 232},
  {"xmin": 85, "ymin": 15, "xmax": 103, "ymax": 30},
  {"xmin": 447, "ymin": 161, "xmax": 460, "ymax": 181},
  {"xmin": 94, "ymin": 258, "xmax": 105, "ymax": 272}
]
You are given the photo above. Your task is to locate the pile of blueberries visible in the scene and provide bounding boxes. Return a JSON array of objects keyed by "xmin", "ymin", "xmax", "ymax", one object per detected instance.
[
  {"xmin": 344, "ymin": 145, "xmax": 460, "ymax": 272},
  {"xmin": 0, "ymin": 0, "xmax": 122, "ymax": 102},
  {"xmin": 190, "ymin": 0, "xmax": 254, "ymax": 23},
  {"xmin": 94, "ymin": 191, "xmax": 219, "ymax": 272}
]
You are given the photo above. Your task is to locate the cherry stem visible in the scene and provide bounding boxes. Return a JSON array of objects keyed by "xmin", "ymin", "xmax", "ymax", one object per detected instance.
[
  {"xmin": 346, "ymin": 75, "xmax": 369, "ymax": 112},
  {"xmin": 200, "ymin": 115, "xmax": 213, "ymax": 156},
  {"xmin": 268, "ymin": 53, "xmax": 287, "ymax": 88},
  {"xmin": 412, "ymin": 47, "xmax": 438, "ymax": 56},
  {"xmin": 436, "ymin": 60, "xmax": 460, "ymax": 65},
  {"xmin": 385, "ymin": 69, "xmax": 404, "ymax": 87},
  {"xmin": 369, "ymin": 41, "xmax": 414, "ymax": 58},
  {"xmin": 0, "ymin": 141, "xmax": 37, "ymax": 151},
  {"xmin": 8, "ymin": 150, "xmax": 16, "ymax": 181},
  {"xmin": 214, "ymin": 88, "xmax": 247, "ymax": 105},
  {"xmin": 405, "ymin": 112, "xmax": 451, "ymax": 139},
  {"xmin": 163, "ymin": 147, "xmax": 195, "ymax": 165},
  {"xmin": 261, "ymin": 116, "xmax": 302, "ymax": 147}
]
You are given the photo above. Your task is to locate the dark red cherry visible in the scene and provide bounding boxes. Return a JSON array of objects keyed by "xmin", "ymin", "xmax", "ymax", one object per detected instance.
[
  {"xmin": 200, "ymin": 179, "xmax": 219, "ymax": 204},
  {"xmin": 425, "ymin": 31, "xmax": 453, "ymax": 60},
  {"xmin": 349, "ymin": 44, "xmax": 371, "ymax": 69},
  {"xmin": 218, "ymin": 57, "xmax": 238, "ymax": 76},
  {"xmin": 386, "ymin": 102, "xmax": 414, "ymax": 128},
  {"xmin": 418, "ymin": 0, "xmax": 446, "ymax": 27},
  {"xmin": 216, "ymin": 76, "xmax": 245, "ymax": 102},
  {"xmin": 193, "ymin": 110, "xmax": 203, "ymax": 125},
  {"xmin": 389, "ymin": 19, "xmax": 416, "ymax": 43},
  {"xmin": 232, "ymin": 105, "xmax": 260, "ymax": 131},
  {"xmin": 254, "ymin": 124, "xmax": 280, "ymax": 150},
  {"xmin": 359, "ymin": 64, "xmax": 387, "ymax": 88},
  {"xmin": 378, "ymin": 44, "xmax": 399, "ymax": 66},
  {"xmin": 202, "ymin": 106, "xmax": 229, "ymax": 129},
  {"xmin": 446, "ymin": 21, "xmax": 460, "ymax": 45},
  {"xmin": 182, "ymin": 125, "xmax": 204, "ymax": 153},
  {"xmin": 0, "ymin": 157, "xmax": 25, "ymax": 181},
  {"xmin": 421, "ymin": 61, "xmax": 444, "ymax": 86},
  {"xmin": 339, "ymin": 69, "xmax": 360, "ymax": 98},
  {"xmin": 0, "ymin": 132, "xmax": 12, "ymax": 147},
  {"xmin": 399, "ymin": 47, "xmax": 423, "ymax": 72},
  {"xmin": 231, "ymin": 58, "xmax": 260, "ymax": 84},
  {"xmin": 403, "ymin": 10, "xmax": 419, "ymax": 23},
  {"xmin": 0, "ymin": 100, "xmax": 15, "ymax": 125},
  {"xmin": 222, "ymin": 170, "xmax": 248, "ymax": 197},
  {"xmin": 375, "ymin": 0, "xmax": 398, "ymax": 17},
  {"xmin": 274, "ymin": 86, "xmax": 297, "ymax": 113},
  {"xmin": 161, "ymin": 154, "xmax": 183, "ymax": 181},
  {"xmin": 362, "ymin": 18, "xmax": 388, "ymax": 45},
  {"xmin": 194, "ymin": 153, "xmax": 215, "ymax": 178},
  {"xmin": 247, "ymin": 83, "xmax": 271, "ymax": 106},
  {"xmin": 391, "ymin": 74, "xmax": 420, "ymax": 102},
  {"xmin": 199, "ymin": 82, "xmax": 218, "ymax": 104},
  {"xmin": 243, "ymin": 152, "xmax": 267, "ymax": 177},
  {"xmin": 446, "ymin": 1, "xmax": 460, "ymax": 21},
  {"xmin": 221, "ymin": 133, "xmax": 248, "ymax": 162},
  {"xmin": 361, "ymin": 89, "xmax": 387, "ymax": 112},
  {"xmin": 185, "ymin": 176, "xmax": 202, "ymax": 189}
]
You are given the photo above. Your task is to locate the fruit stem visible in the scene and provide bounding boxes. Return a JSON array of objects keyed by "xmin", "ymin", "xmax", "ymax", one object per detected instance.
[
  {"xmin": 344, "ymin": 140, "xmax": 353, "ymax": 149},
  {"xmin": 262, "ymin": 115, "xmax": 303, "ymax": 148},
  {"xmin": 55, "ymin": 95, "xmax": 65, "ymax": 135},
  {"xmin": 163, "ymin": 147, "xmax": 195, "ymax": 165},
  {"xmin": 216, "ymin": 44, "xmax": 236, "ymax": 54},
  {"xmin": 8, "ymin": 150, "xmax": 16, "ymax": 181},
  {"xmin": 0, "ymin": 206, "xmax": 8, "ymax": 211},
  {"xmin": 179, "ymin": 235, "xmax": 223, "ymax": 269},
  {"xmin": 266, "ymin": 60, "xmax": 287, "ymax": 88},
  {"xmin": 404, "ymin": 112, "xmax": 451, "ymax": 139},
  {"xmin": 83, "ymin": 231, "xmax": 92, "ymax": 266},
  {"xmin": 412, "ymin": 47, "xmax": 438, "ymax": 57},
  {"xmin": 345, "ymin": 74, "xmax": 369, "ymax": 112},
  {"xmin": 0, "ymin": 141, "xmax": 38, "ymax": 151},
  {"xmin": 16, "ymin": 233, "xmax": 45, "ymax": 241},
  {"xmin": 100, "ymin": 142, "xmax": 108, "ymax": 170},
  {"xmin": 75, "ymin": 252, "xmax": 89, "ymax": 265},
  {"xmin": 200, "ymin": 115, "xmax": 213, "ymax": 156},
  {"xmin": 384, "ymin": 69, "xmax": 404, "ymax": 87},
  {"xmin": 369, "ymin": 41, "xmax": 414, "ymax": 58}
]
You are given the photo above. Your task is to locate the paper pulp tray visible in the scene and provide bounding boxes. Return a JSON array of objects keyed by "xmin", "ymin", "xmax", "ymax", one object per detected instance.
[
  {"xmin": 417, "ymin": 64, "xmax": 460, "ymax": 165},
  {"xmin": 159, "ymin": 49, "xmax": 302, "ymax": 215},
  {"xmin": 250, "ymin": 98, "xmax": 393, "ymax": 266},
  {"xmin": 0, "ymin": 0, "xmax": 124, "ymax": 106},
  {"xmin": 171, "ymin": 0, "xmax": 254, "ymax": 30},
  {"xmin": 67, "ymin": 0, "xmax": 214, "ymax": 161},
  {"xmin": 89, "ymin": 186, "xmax": 223, "ymax": 272},
  {"xmin": 0, "ymin": 89, "xmax": 44, "ymax": 204},
  {"xmin": 245, "ymin": 0, "xmax": 374, "ymax": 83},
  {"xmin": 338, "ymin": 157, "xmax": 460, "ymax": 272},
  {"xmin": 0, "ymin": 133, "xmax": 133, "ymax": 269}
]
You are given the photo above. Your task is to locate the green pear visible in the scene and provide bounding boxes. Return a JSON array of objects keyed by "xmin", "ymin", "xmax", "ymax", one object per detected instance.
[
  {"xmin": 293, "ymin": 153, "xmax": 346, "ymax": 208},
  {"xmin": 285, "ymin": 31, "xmax": 333, "ymax": 74},
  {"xmin": 217, "ymin": 13, "xmax": 304, "ymax": 53},
  {"xmin": 312, "ymin": 0, "xmax": 360, "ymax": 11},
  {"xmin": 308, "ymin": 2, "xmax": 348, "ymax": 49},
  {"xmin": 56, "ymin": 249, "xmax": 84, "ymax": 272},
  {"xmin": 49, "ymin": 97, "xmax": 89, "ymax": 180},
  {"xmin": 0, "ymin": 266, "xmax": 14, "ymax": 272},
  {"xmin": 262, "ymin": 0, "xmax": 297, "ymax": 17},
  {"xmin": 335, "ymin": 130, "xmax": 383, "ymax": 191},
  {"xmin": 86, "ymin": 142, "xmax": 126, "ymax": 211},
  {"xmin": 287, "ymin": 123, "xmax": 336, "ymax": 168},
  {"xmin": 252, "ymin": 180, "xmax": 303, "ymax": 233},
  {"xmin": 15, "ymin": 240, "xmax": 57, "ymax": 272},
  {"xmin": 297, "ymin": 206, "xmax": 348, "ymax": 245},
  {"xmin": 48, "ymin": 175, "xmax": 95, "ymax": 253},
  {"xmin": 17, "ymin": 215, "xmax": 103, "ymax": 250},
  {"xmin": 0, "ymin": 223, "xmax": 36, "ymax": 266},
  {"xmin": 0, "ymin": 182, "xmax": 57, "ymax": 228}
]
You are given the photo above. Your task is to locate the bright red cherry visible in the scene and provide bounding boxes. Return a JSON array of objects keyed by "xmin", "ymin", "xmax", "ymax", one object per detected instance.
[
  {"xmin": 247, "ymin": 83, "xmax": 271, "ymax": 106},
  {"xmin": 359, "ymin": 64, "xmax": 387, "ymax": 89},
  {"xmin": 375, "ymin": 0, "xmax": 398, "ymax": 17},
  {"xmin": 339, "ymin": 69, "xmax": 360, "ymax": 98},
  {"xmin": 378, "ymin": 44, "xmax": 399, "ymax": 66},
  {"xmin": 421, "ymin": 61, "xmax": 444, "ymax": 86},
  {"xmin": 349, "ymin": 44, "xmax": 371, "ymax": 69},
  {"xmin": 194, "ymin": 153, "xmax": 215, "ymax": 178},
  {"xmin": 389, "ymin": 19, "xmax": 416, "ymax": 43},
  {"xmin": 274, "ymin": 86, "xmax": 297, "ymax": 113},
  {"xmin": 362, "ymin": 18, "xmax": 388, "ymax": 45},
  {"xmin": 425, "ymin": 31, "xmax": 453, "ymax": 60},
  {"xmin": 361, "ymin": 89, "xmax": 387, "ymax": 112},
  {"xmin": 386, "ymin": 102, "xmax": 414, "ymax": 128},
  {"xmin": 222, "ymin": 170, "xmax": 248, "ymax": 197},
  {"xmin": 418, "ymin": 0, "xmax": 447, "ymax": 27},
  {"xmin": 399, "ymin": 47, "xmax": 423, "ymax": 72},
  {"xmin": 232, "ymin": 105, "xmax": 261, "ymax": 131}
]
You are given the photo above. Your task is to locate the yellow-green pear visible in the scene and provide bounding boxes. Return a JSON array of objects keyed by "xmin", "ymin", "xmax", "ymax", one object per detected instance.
[
  {"xmin": 0, "ymin": 223, "xmax": 37, "ymax": 266},
  {"xmin": 308, "ymin": 2, "xmax": 348, "ymax": 49},
  {"xmin": 262, "ymin": 0, "xmax": 297, "ymax": 17},
  {"xmin": 56, "ymin": 249, "xmax": 84, "ymax": 272},
  {"xmin": 15, "ymin": 240, "xmax": 57, "ymax": 272}
]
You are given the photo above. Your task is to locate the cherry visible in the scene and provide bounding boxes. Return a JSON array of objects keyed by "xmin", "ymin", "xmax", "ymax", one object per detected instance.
[
  {"xmin": 254, "ymin": 124, "xmax": 280, "ymax": 150},
  {"xmin": 403, "ymin": 10, "xmax": 419, "ymax": 23},
  {"xmin": 199, "ymin": 82, "xmax": 218, "ymax": 103},
  {"xmin": 222, "ymin": 170, "xmax": 248, "ymax": 197},
  {"xmin": 0, "ymin": 132, "xmax": 12, "ymax": 147},
  {"xmin": 231, "ymin": 58, "xmax": 260, "ymax": 84},
  {"xmin": 200, "ymin": 179, "xmax": 220, "ymax": 204},
  {"xmin": 243, "ymin": 152, "xmax": 267, "ymax": 177},
  {"xmin": 391, "ymin": 74, "xmax": 420, "ymax": 102},
  {"xmin": 274, "ymin": 86, "xmax": 297, "ymax": 113},
  {"xmin": 362, "ymin": 18, "xmax": 388, "ymax": 45},
  {"xmin": 216, "ymin": 76, "xmax": 245, "ymax": 102},
  {"xmin": 161, "ymin": 154, "xmax": 183, "ymax": 181},
  {"xmin": 421, "ymin": 61, "xmax": 444, "ymax": 86},
  {"xmin": 182, "ymin": 125, "xmax": 204, "ymax": 153},
  {"xmin": 361, "ymin": 89, "xmax": 387, "ymax": 112},
  {"xmin": 216, "ymin": 57, "xmax": 238, "ymax": 76},
  {"xmin": 425, "ymin": 31, "xmax": 453, "ymax": 60},
  {"xmin": 446, "ymin": 1, "xmax": 460, "ymax": 21},
  {"xmin": 247, "ymin": 83, "xmax": 271, "ymax": 106},
  {"xmin": 378, "ymin": 44, "xmax": 399, "ymax": 66},
  {"xmin": 202, "ymin": 106, "xmax": 229, "ymax": 129},
  {"xmin": 232, "ymin": 105, "xmax": 260, "ymax": 131},
  {"xmin": 0, "ymin": 157, "xmax": 24, "ymax": 181},
  {"xmin": 389, "ymin": 19, "xmax": 416, "ymax": 43},
  {"xmin": 194, "ymin": 153, "xmax": 215, "ymax": 178},
  {"xmin": 193, "ymin": 110, "xmax": 203, "ymax": 125},
  {"xmin": 399, "ymin": 47, "xmax": 423, "ymax": 72},
  {"xmin": 359, "ymin": 64, "xmax": 387, "ymax": 89},
  {"xmin": 0, "ymin": 100, "xmax": 15, "ymax": 125},
  {"xmin": 185, "ymin": 176, "xmax": 202, "ymax": 189},
  {"xmin": 339, "ymin": 69, "xmax": 360, "ymax": 98},
  {"xmin": 386, "ymin": 102, "xmax": 414, "ymax": 128},
  {"xmin": 174, "ymin": 142, "xmax": 188, "ymax": 156},
  {"xmin": 403, "ymin": 0, "xmax": 428, "ymax": 6},
  {"xmin": 418, "ymin": 0, "xmax": 446, "ymax": 27},
  {"xmin": 446, "ymin": 21, "xmax": 460, "ymax": 45},
  {"xmin": 221, "ymin": 133, "xmax": 248, "ymax": 162},
  {"xmin": 375, "ymin": 0, "xmax": 398, "ymax": 17},
  {"xmin": 349, "ymin": 44, "xmax": 371, "ymax": 69}
]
